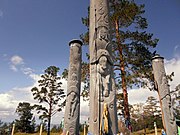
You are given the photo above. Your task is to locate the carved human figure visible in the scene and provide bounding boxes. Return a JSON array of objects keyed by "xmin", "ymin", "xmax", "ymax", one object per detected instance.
[
  {"xmin": 68, "ymin": 92, "xmax": 78, "ymax": 119},
  {"xmin": 89, "ymin": 0, "xmax": 118, "ymax": 133},
  {"xmin": 71, "ymin": 73, "xmax": 78, "ymax": 83},
  {"xmin": 97, "ymin": 55, "xmax": 110, "ymax": 97},
  {"xmin": 90, "ymin": 26, "xmax": 111, "ymax": 64}
]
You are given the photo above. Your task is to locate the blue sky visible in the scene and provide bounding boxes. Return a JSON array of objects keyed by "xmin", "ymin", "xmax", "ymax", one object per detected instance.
[
  {"xmin": 140, "ymin": 0, "xmax": 180, "ymax": 58},
  {"xmin": 0, "ymin": 0, "xmax": 180, "ymax": 124},
  {"xmin": 0, "ymin": 0, "xmax": 89, "ymax": 90}
]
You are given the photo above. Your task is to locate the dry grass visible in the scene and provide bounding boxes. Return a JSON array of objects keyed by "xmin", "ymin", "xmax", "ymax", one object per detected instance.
[
  {"xmin": 132, "ymin": 128, "xmax": 162, "ymax": 135},
  {"xmin": 14, "ymin": 133, "xmax": 61, "ymax": 135},
  {"xmin": 14, "ymin": 129, "xmax": 162, "ymax": 135},
  {"xmin": 14, "ymin": 132, "xmax": 84, "ymax": 135}
]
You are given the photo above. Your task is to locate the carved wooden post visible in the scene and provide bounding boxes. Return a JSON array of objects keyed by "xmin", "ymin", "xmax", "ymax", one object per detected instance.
[
  {"xmin": 63, "ymin": 39, "xmax": 82, "ymax": 135},
  {"xmin": 152, "ymin": 54, "xmax": 177, "ymax": 135},
  {"xmin": 89, "ymin": 0, "xmax": 118, "ymax": 134}
]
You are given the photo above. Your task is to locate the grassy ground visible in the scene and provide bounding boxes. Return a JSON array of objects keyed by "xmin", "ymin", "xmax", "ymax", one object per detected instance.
[
  {"xmin": 132, "ymin": 128, "xmax": 162, "ymax": 135},
  {"xmin": 14, "ymin": 133, "xmax": 61, "ymax": 135},
  {"xmin": 14, "ymin": 129, "xmax": 162, "ymax": 135},
  {"xmin": 14, "ymin": 132, "xmax": 85, "ymax": 135}
]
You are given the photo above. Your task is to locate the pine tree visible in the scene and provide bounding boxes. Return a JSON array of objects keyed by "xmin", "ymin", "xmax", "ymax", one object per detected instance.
[
  {"xmin": 172, "ymin": 84, "xmax": 180, "ymax": 120},
  {"xmin": 81, "ymin": 0, "xmax": 158, "ymax": 124},
  {"xmin": 0, "ymin": 120, "xmax": 11, "ymax": 135},
  {"xmin": 15, "ymin": 102, "xmax": 36, "ymax": 133},
  {"xmin": 31, "ymin": 66, "xmax": 65, "ymax": 135},
  {"xmin": 143, "ymin": 96, "xmax": 162, "ymax": 129}
]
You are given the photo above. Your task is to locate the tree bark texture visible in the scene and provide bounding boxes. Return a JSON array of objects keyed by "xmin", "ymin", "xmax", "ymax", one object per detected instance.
[{"xmin": 115, "ymin": 19, "xmax": 130, "ymax": 123}]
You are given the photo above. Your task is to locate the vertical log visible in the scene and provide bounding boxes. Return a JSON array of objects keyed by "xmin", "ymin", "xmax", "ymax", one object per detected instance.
[
  {"xmin": 89, "ymin": 0, "xmax": 118, "ymax": 134},
  {"xmin": 11, "ymin": 123, "xmax": 15, "ymax": 135},
  {"xmin": 63, "ymin": 39, "xmax": 82, "ymax": 135},
  {"xmin": 152, "ymin": 54, "xmax": 177, "ymax": 135},
  {"xmin": 39, "ymin": 124, "xmax": 43, "ymax": 135},
  {"xmin": 154, "ymin": 122, "xmax": 157, "ymax": 135}
]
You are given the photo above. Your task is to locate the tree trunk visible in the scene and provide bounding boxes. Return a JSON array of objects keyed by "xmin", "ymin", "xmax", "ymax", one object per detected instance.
[
  {"xmin": 115, "ymin": 20, "xmax": 130, "ymax": 123},
  {"xmin": 47, "ymin": 103, "xmax": 52, "ymax": 135},
  {"xmin": 47, "ymin": 115, "xmax": 51, "ymax": 135}
]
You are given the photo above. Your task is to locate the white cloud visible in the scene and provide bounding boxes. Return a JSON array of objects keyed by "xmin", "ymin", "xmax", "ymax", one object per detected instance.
[
  {"xmin": 174, "ymin": 45, "xmax": 179, "ymax": 51},
  {"xmin": 165, "ymin": 57, "xmax": 180, "ymax": 89},
  {"xmin": 80, "ymin": 97, "xmax": 89, "ymax": 123},
  {"xmin": 21, "ymin": 67, "xmax": 34, "ymax": 75},
  {"xmin": 1, "ymin": 56, "xmax": 180, "ymax": 124},
  {"xmin": 11, "ymin": 55, "xmax": 24, "ymax": 65},
  {"xmin": 0, "ymin": 75, "xmax": 70, "ymax": 124},
  {"xmin": 0, "ymin": 77, "xmax": 40, "ymax": 123},
  {"xmin": 0, "ymin": 93, "xmax": 16, "ymax": 110},
  {"xmin": 0, "ymin": 92, "xmax": 23, "ymax": 121},
  {"xmin": 9, "ymin": 55, "xmax": 24, "ymax": 72},
  {"xmin": 9, "ymin": 56, "xmax": 37, "ymax": 81},
  {"xmin": 128, "ymin": 88, "xmax": 158, "ymax": 104},
  {"xmin": 10, "ymin": 65, "xmax": 18, "ymax": 72},
  {"xmin": 173, "ymin": 45, "xmax": 180, "ymax": 58},
  {"xmin": 60, "ymin": 78, "xmax": 68, "ymax": 90},
  {"xmin": 1, "ymin": 55, "xmax": 71, "ymax": 123}
]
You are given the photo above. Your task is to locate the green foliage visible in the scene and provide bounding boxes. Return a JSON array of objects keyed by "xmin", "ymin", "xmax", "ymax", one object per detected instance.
[
  {"xmin": 51, "ymin": 125, "xmax": 61, "ymax": 133},
  {"xmin": 0, "ymin": 120, "xmax": 12, "ymax": 135},
  {"xmin": 79, "ymin": 123, "xmax": 84, "ymax": 133},
  {"xmin": 116, "ymin": 93, "xmax": 124, "ymax": 115},
  {"xmin": 110, "ymin": 0, "xmax": 158, "ymax": 89},
  {"xmin": 130, "ymin": 96, "xmax": 163, "ymax": 132},
  {"xmin": 143, "ymin": 96, "xmax": 162, "ymax": 129},
  {"xmin": 62, "ymin": 69, "xmax": 68, "ymax": 80},
  {"xmin": 80, "ymin": 62, "xmax": 90, "ymax": 101},
  {"xmin": 172, "ymin": 84, "xmax": 180, "ymax": 120},
  {"xmin": 15, "ymin": 102, "xmax": 36, "ymax": 133},
  {"xmin": 35, "ymin": 122, "xmax": 47, "ymax": 133},
  {"xmin": 81, "ymin": 0, "xmax": 158, "ymax": 89},
  {"xmin": 31, "ymin": 66, "xmax": 65, "ymax": 135},
  {"xmin": 143, "ymin": 96, "xmax": 161, "ymax": 116}
]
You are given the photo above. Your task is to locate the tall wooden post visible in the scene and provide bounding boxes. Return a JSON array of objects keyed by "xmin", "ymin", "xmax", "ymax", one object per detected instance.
[
  {"xmin": 152, "ymin": 54, "xmax": 177, "ymax": 135},
  {"xmin": 89, "ymin": 0, "xmax": 118, "ymax": 134},
  {"xmin": 63, "ymin": 39, "xmax": 82, "ymax": 135}
]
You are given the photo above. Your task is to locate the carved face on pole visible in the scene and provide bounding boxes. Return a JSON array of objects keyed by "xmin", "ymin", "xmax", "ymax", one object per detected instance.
[
  {"xmin": 98, "ymin": 26, "xmax": 109, "ymax": 42},
  {"xmin": 98, "ymin": 55, "xmax": 110, "ymax": 76}
]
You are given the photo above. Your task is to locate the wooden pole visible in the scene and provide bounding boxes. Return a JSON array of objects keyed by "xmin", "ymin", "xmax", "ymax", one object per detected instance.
[
  {"xmin": 11, "ymin": 123, "xmax": 15, "ymax": 135},
  {"xmin": 39, "ymin": 124, "xmax": 43, "ymax": 135},
  {"xmin": 152, "ymin": 54, "xmax": 177, "ymax": 135},
  {"xmin": 154, "ymin": 122, "xmax": 157, "ymax": 135},
  {"xmin": 84, "ymin": 124, "xmax": 87, "ymax": 135}
]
